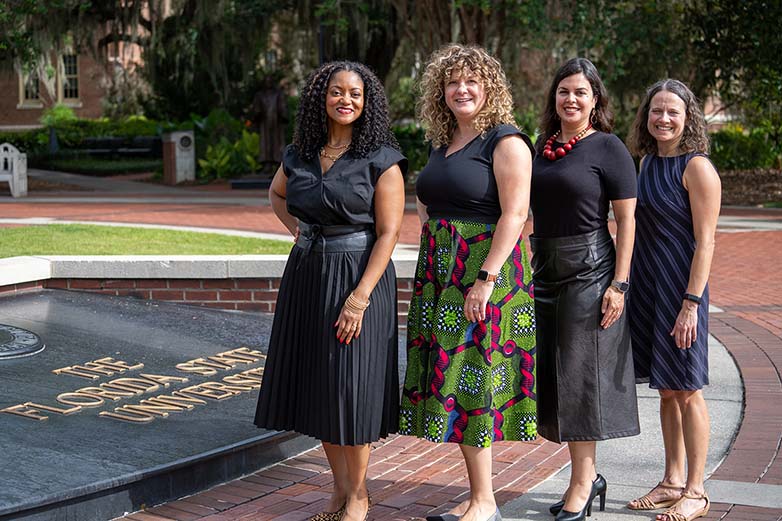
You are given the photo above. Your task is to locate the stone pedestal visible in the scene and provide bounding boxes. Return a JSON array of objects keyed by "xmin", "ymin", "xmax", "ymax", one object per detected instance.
[{"xmin": 162, "ymin": 131, "xmax": 195, "ymax": 185}]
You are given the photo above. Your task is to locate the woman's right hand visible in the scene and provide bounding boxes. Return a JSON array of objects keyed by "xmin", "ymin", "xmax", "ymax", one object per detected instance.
[{"xmin": 671, "ymin": 301, "xmax": 699, "ymax": 348}]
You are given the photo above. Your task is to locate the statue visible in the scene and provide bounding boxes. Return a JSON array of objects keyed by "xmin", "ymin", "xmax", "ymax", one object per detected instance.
[{"xmin": 250, "ymin": 75, "xmax": 288, "ymax": 175}]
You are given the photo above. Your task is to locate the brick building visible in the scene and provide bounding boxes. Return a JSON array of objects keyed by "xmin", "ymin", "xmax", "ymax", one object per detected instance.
[{"xmin": 0, "ymin": 52, "xmax": 109, "ymax": 131}]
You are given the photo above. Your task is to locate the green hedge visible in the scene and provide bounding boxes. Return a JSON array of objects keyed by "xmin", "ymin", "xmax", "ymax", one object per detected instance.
[{"xmin": 710, "ymin": 126, "xmax": 779, "ymax": 170}]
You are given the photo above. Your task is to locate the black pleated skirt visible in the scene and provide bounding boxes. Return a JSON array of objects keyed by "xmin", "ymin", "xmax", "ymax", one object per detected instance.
[
  {"xmin": 530, "ymin": 228, "xmax": 640, "ymax": 443},
  {"xmin": 254, "ymin": 231, "xmax": 399, "ymax": 446}
]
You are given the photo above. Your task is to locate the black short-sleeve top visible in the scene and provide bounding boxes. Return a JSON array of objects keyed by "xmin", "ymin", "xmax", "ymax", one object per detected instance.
[
  {"xmin": 416, "ymin": 124, "xmax": 535, "ymax": 223},
  {"xmin": 530, "ymin": 132, "xmax": 637, "ymax": 238},
  {"xmin": 282, "ymin": 144, "xmax": 407, "ymax": 226}
]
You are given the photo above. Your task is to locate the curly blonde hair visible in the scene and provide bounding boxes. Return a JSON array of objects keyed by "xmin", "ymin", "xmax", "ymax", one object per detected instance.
[
  {"xmin": 627, "ymin": 79, "xmax": 710, "ymax": 157},
  {"xmin": 418, "ymin": 44, "xmax": 516, "ymax": 149}
]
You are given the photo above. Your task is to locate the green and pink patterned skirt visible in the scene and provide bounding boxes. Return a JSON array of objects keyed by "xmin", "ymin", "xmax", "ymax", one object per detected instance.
[{"xmin": 400, "ymin": 219, "xmax": 537, "ymax": 447}]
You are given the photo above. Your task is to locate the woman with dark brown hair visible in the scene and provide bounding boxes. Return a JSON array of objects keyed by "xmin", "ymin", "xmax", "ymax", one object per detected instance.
[
  {"xmin": 530, "ymin": 57, "xmax": 640, "ymax": 521},
  {"xmin": 625, "ymin": 78, "xmax": 720, "ymax": 521}
]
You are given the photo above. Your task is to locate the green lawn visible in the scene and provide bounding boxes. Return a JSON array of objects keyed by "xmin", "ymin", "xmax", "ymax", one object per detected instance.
[
  {"xmin": 0, "ymin": 224, "xmax": 292, "ymax": 257},
  {"xmin": 763, "ymin": 201, "xmax": 782, "ymax": 208}
]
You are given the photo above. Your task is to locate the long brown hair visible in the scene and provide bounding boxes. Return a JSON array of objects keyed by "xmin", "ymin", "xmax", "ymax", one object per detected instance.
[
  {"xmin": 537, "ymin": 58, "xmax": 614, "ymax": 153},
  {"xmin": 627, "ymin": 79, "xmax": 710, "ymax": 157}
]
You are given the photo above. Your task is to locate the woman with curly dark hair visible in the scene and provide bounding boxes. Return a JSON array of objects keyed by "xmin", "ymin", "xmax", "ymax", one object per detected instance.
[
  {"xmin": 254, "ymin": 61, "xmax": 407, "ymax": 521},
  {"xmin": 625, "ymin": 79, "xmax": 720, "ymax": 521}
]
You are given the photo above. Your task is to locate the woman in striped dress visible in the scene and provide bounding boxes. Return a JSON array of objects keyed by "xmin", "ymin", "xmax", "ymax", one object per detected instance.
[{"xmin": 626, "ymin": 79, "xmax": 721, "ymax": 521}]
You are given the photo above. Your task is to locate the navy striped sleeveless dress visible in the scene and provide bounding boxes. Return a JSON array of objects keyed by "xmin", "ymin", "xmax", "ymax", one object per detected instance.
[{"xmin": 629, "ymin": 152, "xmax": 710, "ymax": 390}]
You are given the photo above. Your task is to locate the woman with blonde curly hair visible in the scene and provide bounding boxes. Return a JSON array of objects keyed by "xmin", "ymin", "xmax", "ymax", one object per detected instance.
[
  {"xmin": 625, "ymin": 79, "xmax": 720, "ymax": 521},
  {"xmin": 399, "ymin": 44, "xmax": 536, "ymax": 521}
]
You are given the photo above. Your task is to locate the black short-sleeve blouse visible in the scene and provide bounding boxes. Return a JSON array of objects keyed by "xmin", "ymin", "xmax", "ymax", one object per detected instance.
[
  {"xmin": 530, "ymin": 132, "xmax": 637, "ymax": 238},
  {"xmin": 282, "ymin": 144, "xmax": 407, "ymax": 226},
  {"xmin": 416, "ymin": 124, "xmax": 535, "ymax": 223}
]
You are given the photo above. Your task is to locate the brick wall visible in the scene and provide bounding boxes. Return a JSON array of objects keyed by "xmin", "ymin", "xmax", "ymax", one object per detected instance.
[
  {"xmin": 0, "ymin": 53, "xmax": 105, "ymax": 129},
  {"xmin": 1, "ymin": 278, "xmax": 414, "ymax": 325}
]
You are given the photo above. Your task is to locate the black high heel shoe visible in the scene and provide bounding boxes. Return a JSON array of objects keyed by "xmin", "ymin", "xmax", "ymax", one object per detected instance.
[{"xmin": 551, "ymin": 474, "xmax": 607, "ymax": 519}]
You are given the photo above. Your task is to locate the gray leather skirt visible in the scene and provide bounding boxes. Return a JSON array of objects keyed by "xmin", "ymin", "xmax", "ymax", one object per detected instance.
[{"xmin": 530, "ymin": 228, "xmax": 640, "ymax": 443}]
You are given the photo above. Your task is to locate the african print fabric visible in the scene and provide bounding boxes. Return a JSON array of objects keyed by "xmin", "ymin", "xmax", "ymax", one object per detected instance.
[{"xmin": 400, "ymin": 219, "xmax": 537, "ymax": 447}]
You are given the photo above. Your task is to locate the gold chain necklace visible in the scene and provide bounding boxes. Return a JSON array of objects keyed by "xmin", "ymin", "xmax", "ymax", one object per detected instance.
[
  {"xmin": 320, "ymin": 147, "xmax": 348, "ymax": 162},
  {"xmin": 324, "ymin": 141, "xmax": 350, "ymax": 150}
]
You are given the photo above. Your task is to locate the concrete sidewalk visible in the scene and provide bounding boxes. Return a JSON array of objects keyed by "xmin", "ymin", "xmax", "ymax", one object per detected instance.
[{"xmin": 2, "ymin": 170, "xmax": 781, "ymax": 520}]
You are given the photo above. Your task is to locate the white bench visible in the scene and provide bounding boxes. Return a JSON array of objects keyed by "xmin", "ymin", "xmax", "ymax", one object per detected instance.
[{"xmin": 0, "ymin": 143, "xmax": 28, "ymax": 197}]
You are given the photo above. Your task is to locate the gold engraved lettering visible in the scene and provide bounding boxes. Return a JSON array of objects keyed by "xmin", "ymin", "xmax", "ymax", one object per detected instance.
[
  {"xmin": 76, "ymin": 387, "xmax": 135, "ymax": 401},
  {"xmin": 190, "ymin": 358, "xmax": 233, "ymax": 370},
  {"xmin": 24, "ymin": 402, "xmax": 82, "ymax": 415},
  {"xmin": 168, "ymin": 392, "xmax": 208, "ymax": 405},
  {"xmin": 232, "ymin": 347, "xmax": 266, "ymax": 359},
  {"xmin": 89, "ymin": 357, "xmax": 144, "ymax": 372},
  {"xmin": 99, "ymin": 409, "xmax": 154, "ymax": 423},
  {"xmin": 102, "ymin": 383, "xmax": 146, "ymax": 395},
  {"xmin": 56, "ymin": 392, "xmax": 105, "ymax": 407},
  {"xmin": 177, "ymin": 384, "xmax": 236, "ymax": 400},
  {"xmin": 70, "ymin": 364, "xmax": 114, "ymax": 376},
  {"xmin": 222, "ymin": 375, "xmax": 262, "ymax": 388},
  {"xmin": 149, "ymin": 395, "xmax": 203, "ymax": 410},
  {"xmin": 122, "ymin": 403, "xmax": 173, "ymax": 417},
  {"xmin": 0, "ymin": 404, "xmax": 50, "ymax": 420},
  {"xmin": 52, "ymin": 358, "xmax": 144, "ymax": 379},
  {"xmin": 214, "ymin": 349, "xmax": 258, "ymax": 363},
  {"xmin": 175, "ymin": 360, "xmax": 217, "ymax": 376},
  {"xmin": 51, "ymin": 366, "xmax": 101, "ymax": 380},
  {"xmin": 240, "ymin": 367, "xmax": 264, "ymax": 377},
  {"xmin": 205, "ymin": 354, "xmax": 242, "ymax": 367},
  {"xmin": 139, "ymin": 373, "xmax": 188, "ymax": 386},
  {"xmin": 105, "ymin": 377, "xmax": 160, "ymax": 393},
  {"xmin": 200, "ymin": 382, "xmax": 250, "ymax": 394}
]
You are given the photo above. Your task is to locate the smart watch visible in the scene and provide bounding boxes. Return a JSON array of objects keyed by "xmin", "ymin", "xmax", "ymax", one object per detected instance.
[
  {"xmin": 477, "ymin": 270, "xmax": 497, "ymax": 283},
  {"xmin": 611, "ymin": 279, "xmax": 630, "ymax": 293},
  {"xmin": 683, "ymin": 293, "xmax": 702, "ymax": 305}
]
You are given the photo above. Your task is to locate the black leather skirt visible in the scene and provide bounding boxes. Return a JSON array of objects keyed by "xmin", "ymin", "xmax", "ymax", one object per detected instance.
[{"xmin": 530, "ymin": 228, "xmax": 640, "ymax": 443}]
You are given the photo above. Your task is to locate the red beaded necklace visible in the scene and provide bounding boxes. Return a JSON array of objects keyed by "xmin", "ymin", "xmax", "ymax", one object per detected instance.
[{"xmin": 542, "ymin": 123, "xmax": 593, "ymax": 161}]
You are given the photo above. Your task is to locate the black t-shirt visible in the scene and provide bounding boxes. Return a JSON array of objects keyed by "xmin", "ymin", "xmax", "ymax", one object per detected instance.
[
  {"xmin": 530, "ymin": 132, "xmax": 636, "ymax": 238},
  {"xmin": 416, "ymin": 124, "xmax": 535, "ymax": 223},
  {"xmin": 282, "ymin": 144, "xmax": 407, "ymax": 225}
]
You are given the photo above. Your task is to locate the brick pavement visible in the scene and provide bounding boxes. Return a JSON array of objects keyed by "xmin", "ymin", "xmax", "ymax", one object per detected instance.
[{"xmin": 1, "ymin": 192, "xmax": 781, "ymax": 520}]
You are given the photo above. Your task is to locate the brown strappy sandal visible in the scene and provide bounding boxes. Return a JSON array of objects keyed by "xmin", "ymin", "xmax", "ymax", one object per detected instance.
[
  {"xmin": 658, "ymin": 492, "xmax": 710, "ymax": 521},
  {"xmin": 627, "ymin": 481, "xmax": 684, "ymax": 510}
]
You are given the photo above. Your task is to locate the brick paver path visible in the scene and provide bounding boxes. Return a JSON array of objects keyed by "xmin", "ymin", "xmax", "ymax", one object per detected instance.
[{"xmin": 2, "ymin": 193, "xmax": 780, "ymax": 520}]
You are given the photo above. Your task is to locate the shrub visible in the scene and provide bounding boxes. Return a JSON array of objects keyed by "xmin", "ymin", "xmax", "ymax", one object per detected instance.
[
  {"xmin": 0, "ymin": 129, "xmax": 48, "ymax": 156},
  {"xmin": 197, "ymin": 130, "xmax": 261, "ymax": 180},
  {"xmin": 393, "ymin": 123, "xmax": 427, "ymax": 176},
  {"xmin": 710, "ymin": 125, "xmax": 778, "ymax": 170},
  {"xmin": 39, "ymin": 104, "xmax": 77, "ymax": 127}
]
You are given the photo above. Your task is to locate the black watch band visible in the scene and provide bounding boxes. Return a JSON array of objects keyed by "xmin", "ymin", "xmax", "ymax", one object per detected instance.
[
  {"xmin": 611, "ymin": 279, "xmax": 630, "ymax": 293},
  {"xmin": 683, "ymin": 293, "xmax": 702, "ymax": 305}
]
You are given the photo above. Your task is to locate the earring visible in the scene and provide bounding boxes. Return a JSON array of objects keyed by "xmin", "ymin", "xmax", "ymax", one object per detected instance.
[{"xmin": 590, "ymin": 108, "xmax": 597, "ymax": 124}]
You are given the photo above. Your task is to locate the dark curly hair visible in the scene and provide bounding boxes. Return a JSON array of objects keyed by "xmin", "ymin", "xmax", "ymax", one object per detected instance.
[
  {"xmin": 293, "ymin": 61, "xmax": 399, "ymax": 161},
  {"xmin": 537, "ymin": 58, "xmax": 614, "ymax": 153},
  {"xmin": 627, "ymin": 79, "xmax": 710, "ymax": 157}
]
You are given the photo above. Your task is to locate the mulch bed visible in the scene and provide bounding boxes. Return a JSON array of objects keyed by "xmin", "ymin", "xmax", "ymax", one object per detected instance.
[
  {"xmin": 721, "ymin": 168, "xmax": 782, "ymax": 206},
  {"xmin": 26, "ymin": 178, "xmax": 93, "ymax": 192}
]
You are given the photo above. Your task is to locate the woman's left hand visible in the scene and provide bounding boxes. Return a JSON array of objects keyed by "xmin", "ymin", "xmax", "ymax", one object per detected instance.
[
  {"xmin": 464, "ymin": 280, "xmax": 493, "ymax": 323},
  {"xmin": 600, "ymin": 286, "xmax": 625, "ymax": 329}
]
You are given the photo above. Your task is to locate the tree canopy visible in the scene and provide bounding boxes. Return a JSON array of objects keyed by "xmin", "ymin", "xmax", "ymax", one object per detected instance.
[{"xmin": 2, "ymin": 0, "xmax": 780, "ymax": 133}]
